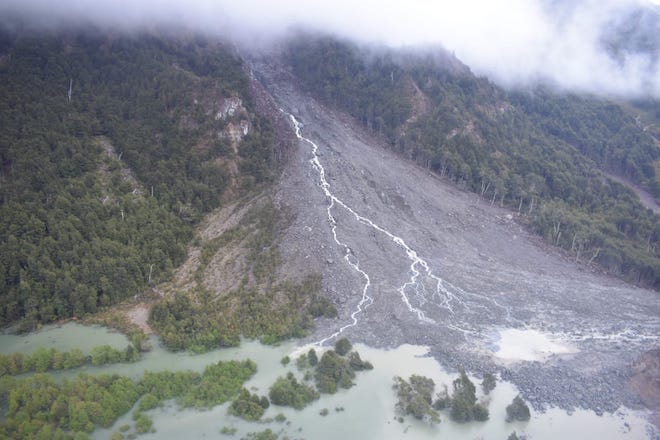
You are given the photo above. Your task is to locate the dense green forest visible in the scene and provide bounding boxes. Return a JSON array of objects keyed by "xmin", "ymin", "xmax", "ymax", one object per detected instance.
[
  {"xmin": 509, "ymin": 89, "xmax": 660, "ymax": 196},
  {"xmin": 0, "ymin": 28, "xmax": 279, "ymax": 328},
  {"xmin": 286, "ymin": 36, "xmax": 660, "ymax": 288},
  {"xmin": 0, "ymin": 359, "xmax": 256, "ymax": 439}
]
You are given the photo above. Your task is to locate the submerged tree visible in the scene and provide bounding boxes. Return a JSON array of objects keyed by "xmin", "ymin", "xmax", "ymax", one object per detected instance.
[
  {"xmin": 334, "ymin": 337, "xmax": 352, "ymax": 356},
  {"xmin": 505, "ymin": 395, "xmax": 531, "ymax": 422},
  {"xmin": 449, "ymin": 369, "xmax": 489, "ymax": 423},
  {"xmin": 393, "ymin": 375, "xmax": 440, "ymax": 424},
  {"xmin": 481, "ymin": 372, "xmax": 497, "ymax": 395},
  {"xmin": 315, "ymin": 350, "xmax": 355, "ymax": 393}
]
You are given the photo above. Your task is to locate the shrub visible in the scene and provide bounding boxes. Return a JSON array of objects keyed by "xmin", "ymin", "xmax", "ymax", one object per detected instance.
[
  {"xmin": 481, "ymin": 373, "xmax": 496, "ymax": 395},
  {"xmin": 133, "ymin": 412, "xmax": 153, "ymax": 434},
  {"xmin": 296, "ymin": 353, "xmax": 309, "ymax": 370},
  {"xmin": 308, "ymin": 349, "xmax": 318, "ymax": 366},
  {"xmin": 334, "ymin": 338, "xmax": 352, "ymax": 356},
  {"xmin": 220, "ymin": 426, "xmax": 237, "ymax": 435},
  {"xmin": 348, "ymin": 351, "xmax": 373, "ymax": 371},
  {"xmin": 228, "ymin": 389, "xmax": 269, "ymax": 421},
  {"xmin": 138, "ymin": 393, "xmax": 159, "ymax": 411},
  {"xmin": 315, "ymin": 350, "xmax": 355, "ymax": 393},
  {"xmin": 473, "ymin": 403, "xmax": 489, "ymax": 421},
  {"xmin": 269, "ymin": 372, "xmax": 319, "ymax": 409},
  {"xmin": 506, "ymin": 395, "xmax": 531, "ymax": 422},
  {"xmin": 448, "ymin": 369, "xmax": 488, "ymax": 423},
  {"xmin": 244, "ymin": 429, "xmax": 277, "ymax": 440},
  {"xmin": 393, "ymin": 375, "xmax": 440, "ymax": 424}
]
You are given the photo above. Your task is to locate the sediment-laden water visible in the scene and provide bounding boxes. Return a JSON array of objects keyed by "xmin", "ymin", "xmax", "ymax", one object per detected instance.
[{"xmin": 1, "ymin": 324, "xmax": 653, "ymax": 439}]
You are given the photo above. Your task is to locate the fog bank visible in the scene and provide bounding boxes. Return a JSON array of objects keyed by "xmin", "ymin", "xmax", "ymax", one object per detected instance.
[{"xmin": 1, "ymin": 0, "xmax": 658, "ymax": 98}]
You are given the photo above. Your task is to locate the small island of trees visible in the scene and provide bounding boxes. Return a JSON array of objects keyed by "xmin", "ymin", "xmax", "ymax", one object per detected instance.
[
  {"xmin": 268, "ymin": 338, "xmax": 373, "ymax": 410},
  {"xmin": 393, "ymin": 369, "xmax": 490, "ymax": 424}
]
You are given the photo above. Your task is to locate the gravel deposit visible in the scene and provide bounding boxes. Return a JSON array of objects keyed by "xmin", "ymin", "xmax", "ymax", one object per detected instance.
[{"xmin": 248, "ymin": 55, "xmax": 660, "ymax": 431}]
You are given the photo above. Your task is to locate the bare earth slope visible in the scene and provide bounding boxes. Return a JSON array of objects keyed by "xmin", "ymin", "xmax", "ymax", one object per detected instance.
[{"xmin": 249, "ymin": 56, "xmax": 660, "ymax": 425}]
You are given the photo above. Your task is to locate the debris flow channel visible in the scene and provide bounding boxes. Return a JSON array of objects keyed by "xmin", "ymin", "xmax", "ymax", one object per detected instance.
[
  {"xmin": 249, "ymin": 57, "xmax": 659, "ymax": 426},
  {"xmin": 287, "ymin": 111, "xmax": 529, "ymax": 346}
]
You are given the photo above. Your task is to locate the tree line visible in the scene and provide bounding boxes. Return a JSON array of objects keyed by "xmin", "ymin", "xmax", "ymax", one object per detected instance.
[{"xmin": 0, "ymin": 344, "xmax": 140, "ymax": 376}]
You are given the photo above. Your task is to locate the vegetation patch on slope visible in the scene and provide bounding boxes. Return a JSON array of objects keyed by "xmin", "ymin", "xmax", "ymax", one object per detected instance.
[{"xmin": 150, "ymin": 199, "xmax": 336, "ymax": 352}]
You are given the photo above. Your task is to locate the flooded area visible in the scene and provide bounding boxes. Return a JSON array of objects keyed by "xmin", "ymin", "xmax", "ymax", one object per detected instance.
[
  {"xmin": 0, "ymin": 322, "xmax": 129, "ymax": 354},
  {"xmin": 107, "ymin": 343, "xmax": 653, "ymax": 440},
  {"xmin": 1, "ymin": 323, "xmax": 654, "ymax": 439}
]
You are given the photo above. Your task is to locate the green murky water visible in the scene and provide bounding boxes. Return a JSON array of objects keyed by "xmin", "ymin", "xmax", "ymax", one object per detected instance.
[
  {"xmin": 0, "ymin": 322, "xmax": 129, "ymax": 354},
  {"xmin": 0, "ymin": 324, "xmax": 653, "ymax": 439}
]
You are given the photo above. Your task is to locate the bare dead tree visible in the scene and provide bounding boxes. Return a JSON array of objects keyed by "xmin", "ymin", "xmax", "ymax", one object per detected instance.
[
  {"xmin": 480, "ymin": 179, "xmax": 490, "ymax": 197},
  {"xmin": 553, "ymin": 220, "xmax": 562, "ymax": 245}
]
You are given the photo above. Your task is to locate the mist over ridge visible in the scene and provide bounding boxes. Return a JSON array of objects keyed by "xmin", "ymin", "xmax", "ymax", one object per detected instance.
[{"xmin": 0, "ymin": 0, "xmax": 658, "ymax": 98}]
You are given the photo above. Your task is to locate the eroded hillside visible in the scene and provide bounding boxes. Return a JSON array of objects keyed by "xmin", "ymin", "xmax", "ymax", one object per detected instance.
[
  {"xmin": 284, "ymin": 35, "xmax": 660, "ymax": 288},
  {"xmin": 248, "ymin": 53, "xmax": 660, "ymax": 425}
]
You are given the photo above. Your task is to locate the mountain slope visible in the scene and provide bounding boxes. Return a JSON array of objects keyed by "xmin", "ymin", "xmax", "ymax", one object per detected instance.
[
  {"xmin": 284, "ymin": 35, "xmax": 660, "ymax": 288},
  {"xmin": 0, "ymin": 28, "xmax": 281, "ymax": 328},
  {"xmin": 249, "ymin": 54, "xmax": 660, "ymax": 416}
]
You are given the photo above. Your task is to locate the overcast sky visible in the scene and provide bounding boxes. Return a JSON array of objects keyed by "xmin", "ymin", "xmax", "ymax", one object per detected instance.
[{"xmin": 1, "ymin": 0, "xmax": 659, "ymax": 98}]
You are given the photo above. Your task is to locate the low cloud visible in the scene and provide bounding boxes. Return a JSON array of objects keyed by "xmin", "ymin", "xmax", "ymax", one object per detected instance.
[{"xmin": 1, "ymin": 0, "xmax": 658, "ymax": 98}]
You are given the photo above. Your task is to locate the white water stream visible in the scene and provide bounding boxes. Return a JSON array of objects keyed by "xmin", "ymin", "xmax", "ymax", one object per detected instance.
[
  {"xmin": 290, "ymin": 113, "xmax": 469, "ymax": 340},
  {"xmin": 288, "ymin": 113, "xmax": 549, "ymax": 348}
]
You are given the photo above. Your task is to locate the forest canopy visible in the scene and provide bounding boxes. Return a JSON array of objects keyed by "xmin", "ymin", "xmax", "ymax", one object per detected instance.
[{"xmin": 0, "ymin": 28, "xmax": 279, "ymax": 328}]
